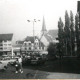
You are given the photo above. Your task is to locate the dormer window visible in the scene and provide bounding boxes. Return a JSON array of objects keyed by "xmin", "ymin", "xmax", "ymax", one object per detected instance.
[
  {"xmin": 29, "ymin": 47, "xmax": 31, "ymax": 50},
  {"xmin": 24, "ymin": 43, "xmax": 26, "ymax": 46},
  {"xmin": 35, "ymin": 39, "xmax": 38, "ymax": 42},
  {"xmin": 29, "ymin": 43, "xmax": 31, "ymax": 45},
  {"xmin": 34, "ymin": 42, "xmax": 38, "ymax": 45},
  {"xmin": 0, "ymin": 43, "xmax": 2, "ymax": 46}
]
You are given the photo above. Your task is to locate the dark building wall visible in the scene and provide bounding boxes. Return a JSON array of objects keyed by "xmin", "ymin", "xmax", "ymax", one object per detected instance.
[
  {"xmin": 77, "ymin": 1, "xmax": 80, "ymax": 29},
  {"xmin": 77, "ymin": 1, "xmax": 80, "ymax": 12}
]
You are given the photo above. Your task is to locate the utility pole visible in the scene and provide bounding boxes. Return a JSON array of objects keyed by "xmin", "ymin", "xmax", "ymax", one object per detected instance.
[{"xmin": 27, "ymin": 19, "xmax": 40, "ymax": 54}]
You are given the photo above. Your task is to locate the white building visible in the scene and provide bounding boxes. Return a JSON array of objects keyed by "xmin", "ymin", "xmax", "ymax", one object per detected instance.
[
  {"xmin": 38, "ymin": 16, "xmax": 58, "ymax": 50},
  {"xmin": 0, "ymin": 34, "xmax": 13, "ymax": 56},
  {"xmin": 22, "ymin": 36, "xmax": 45, "ymax": 54}
]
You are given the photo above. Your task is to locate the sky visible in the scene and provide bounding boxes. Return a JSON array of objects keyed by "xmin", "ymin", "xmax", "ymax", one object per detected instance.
[{"xmin": 0, "ymin": 0, "xmax": 78, "ymax": 41}]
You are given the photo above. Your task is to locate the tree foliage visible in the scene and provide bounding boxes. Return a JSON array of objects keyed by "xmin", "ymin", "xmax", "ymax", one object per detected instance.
[
  {"xmin": 70, "ymin": 11, "xmax": 75, "ymax": 56},
  {"xmin": 64, "ymin": 11, "xmax": 71, "ymax": 56},
  {"xmin": 48, "ymin": 10, "xmax": 80, "ymax": 57},
  {"xmin": 57, "ymin": 17, "xmax": 64, "ymax": 57},
  {"xmin": 57, "ymin": 10, "xmax": 77, "ymax": 56},
  {"xmin": 75, "ymin": 13, "xmax": 80, "ymax": 55},
  {"xmin": 47, "ymin": 42, "xmax": 56, "ymax": 56}
]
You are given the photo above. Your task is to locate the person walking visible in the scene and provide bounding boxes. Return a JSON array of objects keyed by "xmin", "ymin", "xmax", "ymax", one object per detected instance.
[
  {"xmin": 15, "ymin": 58, "xmax": 20, "ymax": 73},
  {"xmin": 18, "ymin": 55, "xmax": 23, "ymax": 73}
]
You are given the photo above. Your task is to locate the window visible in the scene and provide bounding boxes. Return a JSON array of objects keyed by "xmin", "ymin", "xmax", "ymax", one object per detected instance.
[
  {"xmin": 0, "ymin": 44, "xmax": 2, "ymax": 46},
  {"xmin": 29, "ymin": 43, "xmax": 31, "ymax": 45},
  {"xmin": 25, "ymin": 47, "xmax": 27, "ymax": 50},
  {"xmin": 37, "ymin": 43, "xmax": 38, "ymax": 45},
  {"xmin": 35, "ymin": 47, "xmax": 37, "ymax": 49},
  {"xmin": 34, "ymin": 43, "xmax": 35, "ymax": 45},
  {"xmin": 7, "ymin": 47, "xmax": 11, "ymax": 49},
  {"xmin": 0, "ymin": 47, "xmax": 3, "ymax": 49},
  {"xmin": 35, "ymin": 43, "xmax": 38, "ymax": 45},
  {"xmin": 4, "ymin": 47, "xmax": 7, "ymax": 49},
  {"xmin": 29, "ymin": 47, "xmax": 31, "ymax": 50},
  {"xmin": 8, "ymin": 44, "xmax": 11, "ymax": 46},
  {"xmin": 4, "ymin": 44, "xmax": 7, "ymax": 46}
]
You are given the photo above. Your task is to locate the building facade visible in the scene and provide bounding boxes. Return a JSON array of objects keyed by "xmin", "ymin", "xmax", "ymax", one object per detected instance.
[
  {"xmin": 15, "ymin": 36, "xmax": 45, "ymax": 55},
  {"xmin": 22, "ymin": 36, "xmax": 45, "ymax": 54},
  {"xmin": 39, "ymin": 16, "xmax": 58, "ymax": 49},
  {"xmin": 0, "ymin": 34, "xmax": 13, "ymax": 56}
]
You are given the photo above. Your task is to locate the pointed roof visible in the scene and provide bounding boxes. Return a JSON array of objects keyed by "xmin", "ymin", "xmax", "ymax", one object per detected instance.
[{"xmin": 41, "ymin": 16, "xmax": 47, "ymax": 32}]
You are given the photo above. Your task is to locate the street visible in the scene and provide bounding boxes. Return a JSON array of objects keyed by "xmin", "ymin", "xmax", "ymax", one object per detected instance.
[{"xmin": 0, "ymin": 57, "xmax": 80, "ymax": 79}]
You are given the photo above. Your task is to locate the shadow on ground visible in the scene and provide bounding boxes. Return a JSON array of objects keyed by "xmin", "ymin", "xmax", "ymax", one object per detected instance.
[{"xmin": 23, "ymin": 57, "xmax": 80, "ymax": 74}]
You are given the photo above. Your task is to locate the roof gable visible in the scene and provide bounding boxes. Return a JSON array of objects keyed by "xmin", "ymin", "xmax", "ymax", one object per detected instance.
[{"xmin": 24, "ymin": 36, "xmax": 45, "ymax": 46}]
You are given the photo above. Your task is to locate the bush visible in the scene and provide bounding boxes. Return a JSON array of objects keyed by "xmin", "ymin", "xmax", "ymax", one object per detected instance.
[
  {"xmin": 47, "ymin": 42, "xmax": 56, "ymax": 55},
  {"xmin": 47, "ymin": 42, "xmax": 57, "ymax": 60}
]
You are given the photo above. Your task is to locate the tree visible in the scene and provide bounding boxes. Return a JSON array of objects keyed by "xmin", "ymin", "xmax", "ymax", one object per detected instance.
[
  {"xmin": 47, "ymin": 42, "xmax": 57, "ymax": 60},
  {"xmin": 47, "ymin": 42, "xmax": 56, "ymax": 56},
  {"xmin": 75, "ymin": 13, "xmax": 79, "ymax": 56},
  {"xmin": 64, "ymin": 10, "xmax": 71, "ymax": 56},
  {"xmin": 57, "ymin": 10, "xmax": 77, "ymax": 56},
  {"xmin": 70, "ymin": 11, "xmax": 75, "ymax": 56},
  {"xmin": 57, "ymin": 17, "xmax": 64, "ymax": 58}
]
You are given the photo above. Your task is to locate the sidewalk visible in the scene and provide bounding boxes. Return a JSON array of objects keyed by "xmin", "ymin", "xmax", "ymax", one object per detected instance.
[
  {"xmin": 34, "ymin": 70, "xmax": 80, "ymax": 79},
  {"xmin": 46, "ymin": 72, "xmax": 80, "ymax": 79}
]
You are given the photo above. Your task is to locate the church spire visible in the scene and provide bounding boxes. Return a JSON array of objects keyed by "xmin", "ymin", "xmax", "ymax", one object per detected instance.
[{"xmin": 41, "ymin": 16, "xmax": 47, "ymax": 34}]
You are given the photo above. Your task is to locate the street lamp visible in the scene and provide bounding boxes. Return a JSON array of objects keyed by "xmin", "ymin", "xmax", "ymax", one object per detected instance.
[{"xmin": 27, "ymin": 19, "xmax": 40, "ymax": 53}]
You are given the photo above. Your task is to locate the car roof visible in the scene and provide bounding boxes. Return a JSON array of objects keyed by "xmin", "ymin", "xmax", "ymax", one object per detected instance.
[{"xmin": 2, "ymin": 55, "xmax": 8, "ymax": 57}]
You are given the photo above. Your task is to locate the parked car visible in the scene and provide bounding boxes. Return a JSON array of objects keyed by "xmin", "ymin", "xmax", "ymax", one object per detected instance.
[
  {"xmin": 31, "ymin": 55, "xmax": 46, "ymax": 65},
  {"xmin": 9, "ymin": 57, "xmax": 19, "ymax": 66},
  {"xmin": 0, "ymin": 55, "xmax": 10, "ymax": 60},
  {"xmin": 0, "ymin": 59, "xmax": 9, "ymax": 70},
  {"xmin": 0, "ymin": 57, "xmax": 10, "ymax": 64},
  {"xmin": 22, "ymin": 53, "xmax": 47, "ymax": 66},
  {"xmin": 0, "ymin": 56, "xmax": 17, "ymax": 66},
  {"xmin": 22, "ymin": 56, "xmax": 31, "ymax": 65},
  {"xmin": 0, "ymin": 61, "xmax": 8, "ymax": 70},
  {"xmin": 8, "ymin": 59, "xmax": 16, "ymax": 66}
]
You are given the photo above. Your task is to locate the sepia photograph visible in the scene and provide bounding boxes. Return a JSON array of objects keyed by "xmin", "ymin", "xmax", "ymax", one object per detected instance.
[{"xmin": 0, "ymin": 0, "xmax": 80, "ymax": 79}]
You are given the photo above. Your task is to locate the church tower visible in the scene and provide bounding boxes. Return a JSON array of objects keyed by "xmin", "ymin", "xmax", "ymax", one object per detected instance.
[{"xmin": 41, "ymin": 16, "xmax": 47, "ymax": 35}]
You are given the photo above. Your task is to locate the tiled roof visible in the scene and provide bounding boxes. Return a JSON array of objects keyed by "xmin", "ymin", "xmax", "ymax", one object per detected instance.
[
  {"xmin": 25, "ymin": 36, "xmax": 38, "ymax": 43},
  {"xmin": 16, "ymin": 40, "xmax": 24, "ymax": 44},
  {"xmin": 48, "ymin": 29, "xmax": 58, "ymax": 40},
  {"xmin": 0, "ymin": 33, "xmax": 13, "ymax": 42},
  {"xmin": 44, "ymin": 33, "xmax": 53, "ymax": 42},
  {"xmin": 13, "ymin": 44, "xmax": 22, "ymax": 47},
  {"xmin": 24, "ymin": 36, "xmax": 45, "ymax": 47}
]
